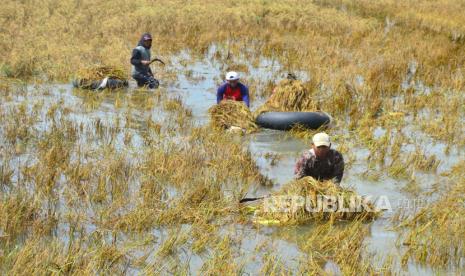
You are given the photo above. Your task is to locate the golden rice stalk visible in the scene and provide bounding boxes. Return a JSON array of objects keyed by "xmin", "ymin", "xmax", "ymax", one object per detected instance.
[
  {"xmin": 208, "ymin": 100, "xmax": 258, "ymax": 133},
  {"xmin": 254, "ymin": 79, "xmax": 319, "ymax": 116},
  {"xmin": 253, "ymin": 176, "xmax": 379, "ymax": 225}
]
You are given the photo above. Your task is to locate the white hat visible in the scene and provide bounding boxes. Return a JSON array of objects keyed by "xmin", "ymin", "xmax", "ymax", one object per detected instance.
[
  {"xmin": 312, "ymin": 132, "xmax": 331, "ymax": 147},
  {"xmin": 225, "ymin": 71, "xmax": 240, "ymax": 81}
]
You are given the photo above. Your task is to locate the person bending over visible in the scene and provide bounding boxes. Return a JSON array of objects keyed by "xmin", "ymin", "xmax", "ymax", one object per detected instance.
[
  {"xmin": 294, "ymin": 132, "xmax": 345, "ymax": 184},
  {"xmin": 216, "ymin": 71, "xmax": 250, "ymax": 107}
]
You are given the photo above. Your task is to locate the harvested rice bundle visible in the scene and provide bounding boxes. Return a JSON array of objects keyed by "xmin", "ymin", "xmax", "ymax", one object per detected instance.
[
  {"xmin": 253, "ymin": 176, "xmax": 379, "ymax": 225},
  {"xmin": 76, "ymin": 65, "xmax": 127, "ymax": 80},
  {"xmin": 74, "ymin": 65, "xmax": 128, "ymax": 90},
  {"xmin": 208, "ymin": 100, "xmax": 258, "ymax": 133},
  {"xmin": 255, "ymin": 79, "xmax": 319, "ymax": 116}
]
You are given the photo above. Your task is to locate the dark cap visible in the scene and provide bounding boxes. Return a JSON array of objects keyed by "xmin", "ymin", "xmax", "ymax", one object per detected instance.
[{"xmin": 143, "ymin": 34, "xmax": 152, "ymax": 41}]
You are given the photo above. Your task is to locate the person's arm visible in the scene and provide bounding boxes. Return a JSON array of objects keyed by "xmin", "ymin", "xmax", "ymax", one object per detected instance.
[
  {"xmin": 130, "ymin": 48, "xmax": 142, "ymax": 66},
  {"xmin": 294, "ymin": 152, "xmax": 310, "ymax": 179},
  {"xmin": 217, "ymin": 84, "xmax": 225, "ymax": 104},
  {"xmin": 241, "ymin": 85, "xmax": 250, "ymax": 107},
  {"xmin": 333, "ymin": 152, "xmax": 345, "ymax": 184}
]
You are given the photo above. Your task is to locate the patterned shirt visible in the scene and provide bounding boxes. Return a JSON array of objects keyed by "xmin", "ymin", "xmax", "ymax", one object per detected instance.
[{"xmin": 294, "ymin": 148, "xmax": 345, "ymax": 183}]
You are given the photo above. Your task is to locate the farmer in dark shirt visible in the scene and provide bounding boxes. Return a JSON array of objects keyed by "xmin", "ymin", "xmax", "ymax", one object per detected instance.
[
  {"xmin": 130, "ymin": 33, "xmax": 159, "ymax": 89},
  {"xmin": 294, "ymin": 132, "xmax": 345, "ymax": 184}
]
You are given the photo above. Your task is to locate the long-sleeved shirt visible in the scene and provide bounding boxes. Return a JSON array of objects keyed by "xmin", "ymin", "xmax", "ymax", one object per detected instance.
[
  {"xmin": 130, "ymin": 47, "xmax": 153, "ymax": 77},
  {"xmin": 216, "ymin": 82, "xmax": 250, "ymax": 107},
  {"xmin": 294, "ymin": 148, "xmax": 345, "ymax": 184}
]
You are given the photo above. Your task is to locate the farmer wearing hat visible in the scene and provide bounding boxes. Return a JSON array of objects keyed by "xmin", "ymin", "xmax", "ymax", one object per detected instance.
[
  {"xmin": 130, "ymin": 33, "xmax": 159, "ymax": 89},
  {"xmin": 216, "ymin": 71, "xmax": 250, "ymax": 107},
  {"xmin": 294, "ymin": 132, "xmax": 345, "ymax": 184}
]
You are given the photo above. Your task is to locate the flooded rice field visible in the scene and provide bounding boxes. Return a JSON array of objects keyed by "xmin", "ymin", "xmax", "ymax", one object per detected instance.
[
  {"xmin": 3, "ymin": 0, "xmax": 465, "ymax": 273},
  {"xmin": 1, "ymin": 46, "xmax": 463, "ymax": 274}
]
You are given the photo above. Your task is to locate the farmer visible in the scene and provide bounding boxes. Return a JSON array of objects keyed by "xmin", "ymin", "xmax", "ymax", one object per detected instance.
[
  {"xmin": 294, "ymin": 132, "xmax": 345, "ymax": 184},
  {"xmin": 216, "ymin": 71, "xmax": 250, "ymax": 107},
  {"xmin": 130, "ymin": 33, "xmax": 159, "ymax": 89}
]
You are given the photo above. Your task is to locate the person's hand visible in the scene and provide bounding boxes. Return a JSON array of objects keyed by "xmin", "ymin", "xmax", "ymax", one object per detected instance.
[{"xmin": 141, "ymin": 60, "xmax": 150, "ymax": 65}]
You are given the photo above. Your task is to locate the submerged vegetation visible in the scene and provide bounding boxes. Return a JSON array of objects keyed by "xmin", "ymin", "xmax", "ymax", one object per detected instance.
[
  {"xmin": 0, "ymin": 0, "xmax": 464, "ymax": 274},
  {"xmin": 0, "ymin": 84, "xmax": 267, "ymax": 273}
]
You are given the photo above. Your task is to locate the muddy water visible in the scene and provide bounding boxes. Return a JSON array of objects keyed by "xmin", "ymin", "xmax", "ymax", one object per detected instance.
[
  {"xmin": 165, "ymin": 53, "xmax": 461, "ymax": 274},
  {"xmin": 15, "ymin": 51, "xmax": 461, "ymax": 274}
]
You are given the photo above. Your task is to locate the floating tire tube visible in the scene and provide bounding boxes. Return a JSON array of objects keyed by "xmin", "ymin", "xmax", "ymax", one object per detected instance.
[
  {"xmin": 255, "ymin": 111, "xmax": 332, "ymax": 131},
  {"xmin": 72, "ymin": 77, "xmax": 128, "ymax": 90}
]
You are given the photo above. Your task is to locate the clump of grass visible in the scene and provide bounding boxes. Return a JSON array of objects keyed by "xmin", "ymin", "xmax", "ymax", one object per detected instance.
[
  {"xmin": 0, "ymin": 77, "xmax": 22, "ymax": 95},
  {"xmin": 162, "ymin": 96, "xmax": 193, "ymax": 131},
  {"xmin": 163, "ymin": 96, "xmax": 188, "ymax": 114},
  {"xmin": 263, "ymin": 152, "xmax": 282, "ymax": 166},
  {"xmin": 287, "ymin": 124, "xmax": 326, "ymax": 141},
  {"xmin": 208, "ymin": 100, "xmax": 258, "ymax": 132},
  {"xmin": 396, "ymin": 177, "xmax": 465, "ymax": 269},
  {"xmin": 200, "ymin": 235, "xmax": 244, "ymax": 274},
  {"xmin": 253, "ymin": 177, "xmax": 379, "ymax": 225},
  {"xmin": 366, "ymin": 57, "xmax": 406, "ymax": 95},
  {"xmin": 255, "ymin": 79, "xmax": 319, "ymax": 115},
  {"xmin": 299, "ymin": 219, "xmax": 379, "ymax": 274},
  {"xmin": 156, "ymin": 228, "xmax": 188, "ymax": 257},
  {"xmin": 190, "ymin": 222, "xmax": 219, "ymax": 254},
  {"xmin": 0, "ymin": 192, "xmax": 39, "ymax": 243},
  {"xmin": 406, "ymin": 148, "xmax": 440, "ymax": 172}
]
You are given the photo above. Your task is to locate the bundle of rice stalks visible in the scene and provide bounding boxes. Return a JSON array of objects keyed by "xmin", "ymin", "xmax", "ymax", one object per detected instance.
[
  {"xmin": 208, "ymin": 100, "xmax": 258, "ymax": 133},
  {"xmin": 252, "ymin": 177, "xmax": 379, "ymax": 225},
  {"xmin": 74, "ymin": 66, "xmax": 128, "ymax": 90},
  {"xmin": 255, "ymin": 79, "xmax": 319, "ymax": 116},
  {"xmin": 76, "ymin": 65, "xmax": 127, "ymax": 81}
]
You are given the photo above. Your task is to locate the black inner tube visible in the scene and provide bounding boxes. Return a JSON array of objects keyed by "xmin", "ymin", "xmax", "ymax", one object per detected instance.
[{"xmin": 256, "ymin": 112, "xmax": 331, "ymax": 131}]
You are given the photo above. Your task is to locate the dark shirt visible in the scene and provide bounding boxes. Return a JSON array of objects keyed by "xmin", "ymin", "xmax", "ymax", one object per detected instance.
[
  {"xmin": 130, "ymin": 48, "xmax": 153, "ymax": 76},
  {"xmin": 294, "ymin": 148, "xmax": 345, "ymax": 183}
]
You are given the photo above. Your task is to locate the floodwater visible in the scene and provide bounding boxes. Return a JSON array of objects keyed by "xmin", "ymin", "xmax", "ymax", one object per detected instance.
[
  {"xmin": 8, "ymin": 48, "xmax": 462, "ymax": 274},
  {"xmin": 164, "ymin": 50, "xmax": 461, "ymax": 274},
  {"xmin": 170, "ymin": 60, "xmax": 388, "ymax": 274}
]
